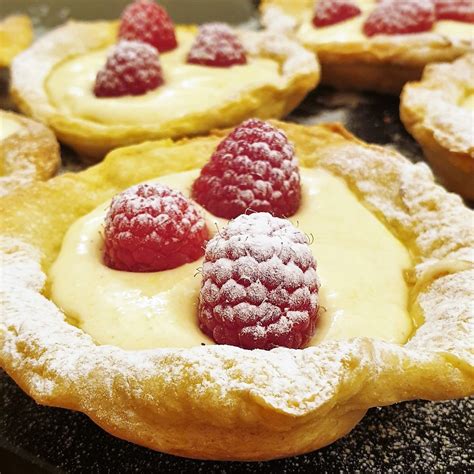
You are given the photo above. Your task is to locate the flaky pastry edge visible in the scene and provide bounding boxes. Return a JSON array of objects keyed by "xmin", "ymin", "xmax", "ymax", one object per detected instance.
[{"xmin": 10, "ymin": 21, "xmax": 320, "ymax": 160}]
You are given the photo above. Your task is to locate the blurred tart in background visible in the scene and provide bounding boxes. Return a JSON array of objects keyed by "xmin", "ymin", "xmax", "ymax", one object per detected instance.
[
  {"xmin": 10, "ymin": 1, "xmax": 319, "ymax": 161},
  {"xmin": 0, "ymin": 110, "xmax": 60, "ymax": 196},
  {"xmin": 401, "ymin": 53, "xmax": 474, "ymax": 200},
  {"xmin": 261, "ymin": 0, "xmax": 473, "ymax": 94},
  {"xmin": 0, "ymin": 15, "xmax": 33, "ymax": 67}
]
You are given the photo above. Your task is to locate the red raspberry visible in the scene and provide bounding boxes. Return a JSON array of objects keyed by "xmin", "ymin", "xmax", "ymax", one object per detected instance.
[
  {"xmin": 191, "ymin": 119, "xmax": 301, "ymax": 219},
  {"xmin": 94, "ymin": 40, "xmax": 164, "ymax": 98},
  {"xmin": 434, "ymin": 0, "xmax": 474, "ymax": 22},
  {"xmin": 363, "ymin": 0, "xmax": 435, "ymax": 36},
  {"xmin": 313, "ymin": 0, "xmax": 362, "ymax": 27},
  {"xmin": 103, "ymin": 183, "xmax": 209, "ymax": 272},
  {"xmin": 187, "ymin": 23, "xmax": 247, "ymax": 67},
  {"xmin": 198, "ymin": 213, "xmax": 320, "ymax": 350},
  {"xmin": 118, "ymin": 0, "xmax": 177, "ymax": 53}
]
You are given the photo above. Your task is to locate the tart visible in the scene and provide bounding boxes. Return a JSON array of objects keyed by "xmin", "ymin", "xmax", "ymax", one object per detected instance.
[
  {"xmin": 0, "ymin": 120, "xmax": 473, "ymax": 461},
  {"xmin": 10, "ymin": 5, "xmax": 319, "ymax": 161},
  {"xmin": 261, "ymin": 0, "xmax": 474, "ymax": 94},
  {"xmin": 0, "ymin": 15, "xmax": 33, "ymax": 67},
  {"xmin": 0, "ymin": 110, "xmax": 60, "ymax": 197},
  {"xmin": 401, "ymin": 53, "xmax": 474, "ymax": 200}
]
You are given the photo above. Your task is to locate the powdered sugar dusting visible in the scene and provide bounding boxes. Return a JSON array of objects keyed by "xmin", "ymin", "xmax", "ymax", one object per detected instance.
[
  {"xmin": 94, "ymin": 40, "xmax": 163, "ymax": 97},
  {"xmin": 104, "ymin": 182, "xmax": 208, "ymax": 272},
  {"xmin": 187, "ymin": 23, "xmax": 247, "ymax": 67},
  {"xmin": 364, "ymin": 0, "xmax": 436, "ymax": 37},
  {"xmin": 198, "ymin": 213, "xmax": 319, "ymax": 350}
]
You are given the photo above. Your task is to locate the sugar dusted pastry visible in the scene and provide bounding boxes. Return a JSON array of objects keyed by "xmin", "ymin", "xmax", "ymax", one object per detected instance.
[
  {"xmin": 0, "ymin": 120, "xmax": 472, "ymax": 460},
  {"xmin": 0, "ymin": 110, "xmax": 60, "ymax": 196},
  {"xmin": 401, "ymin": 53, "xmax": 474, "ymax": 199},
  {"xmin": 10, "ymin": 1, "xmax": 319, "ymax": 160},
  {"xmin": 0, "ymin": 15, "xmax": 33, "ymax": 67},
  {"xmin": 261, "ymin": 0, "xmax": 473, "ymax": 94}
]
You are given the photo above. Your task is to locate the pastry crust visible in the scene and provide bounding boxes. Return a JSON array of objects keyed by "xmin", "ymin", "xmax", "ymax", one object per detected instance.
[
  {"xmin": 10, "ymin": 21, "xmax": 320, "ymax": 161},
  {"xmin": 0, "ymin": 110, "xmax": 60, "ymax": 197},
  {"xmin": 0, "ymin": 15, "xmax": 33, "ymax": 67},
  {"xmin": 0, "ymin": 121, "xmax": 473, "ymax": 461},
  {"xmin": 401, "ymin": 54, "xmax": 474, "ymax": 200},
  {"xmin": 261, "ymin": 0, "xmax": 473, "ymax": 94}
]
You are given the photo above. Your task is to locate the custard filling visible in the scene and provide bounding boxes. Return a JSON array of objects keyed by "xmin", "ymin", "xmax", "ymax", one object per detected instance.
[
  {"xmin": 300, "ymin": 0, "xmax": 474, "ymax": 44},
  {"xmin": 460, "ymin": 92, "xmax": 474, "ymax": 111},
  {"xmin": 49, "ymin": 168, "xmax": 413, "ymax": 350},
  {"xmin": 46, "ymin": 29, "xmax": 283, "ymax": 127}
]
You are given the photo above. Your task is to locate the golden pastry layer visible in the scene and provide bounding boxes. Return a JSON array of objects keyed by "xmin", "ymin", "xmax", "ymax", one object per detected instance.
[
  {"xmin": 1, "ymin": 122, "xmax": 473, "ymax": 461},
  {"xmin": 0, "ymin": 15, "xmax": 33, "ymax": 67},
  {"xmin": 401, "ymin": 53, "xmax": 474, "ymax": 200},
  {"xmin": 11, "ymin": 21, "xmax": 319, "ymax": 160},
  {"xmin": 50, "ymin": 168, "xmax": 412, "ymax": 350},
  {"xmin": 0, "ymin": 110, "xmax": 60, "ymax": 196},
  {"xmin": 262, "ymin": 0, "xmax": 473, "ymax": 94}
]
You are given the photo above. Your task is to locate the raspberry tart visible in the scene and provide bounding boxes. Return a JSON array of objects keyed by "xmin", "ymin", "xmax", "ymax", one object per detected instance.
[
  {"xmin": 0, "ymin": 15, "xmax": 33, "ymax": 67},
  {"xmin": 0, "ymin": 110, "xmax": 60, "ymax": 196},
  {"xmin": 10, "ymin": 1, "xmax": 319, "ymax": 161},
  {"xmin": 262, "ymin": 0, "xmax": 473, "ymax": 93},
  {"xmin": 1, "ymin": 120, "xmax": 472, "ymax": 460},
  {"xmin": 401, "ymin": 53, "xmax": 474, "ymax": 199}
]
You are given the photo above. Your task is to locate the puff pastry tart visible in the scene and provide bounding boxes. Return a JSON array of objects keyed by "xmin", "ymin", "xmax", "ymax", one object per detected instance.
[
  {"xmin": 0, "ymin": 15, "xmax": 33, "ymax": 67},
  {"xmin": 261, "ymin": 0, "xmax": 474, "ymax": 94},
  {"xmin": 401, "ymin": 53, "xmax": 474, "ymax": 200},
  {"xmin": 1, "ymin": 120, "xmax": 473, "ymax": 461},
  {"xmin": 10, "ymin": 1, "xmax": 319, "ymax": 161},
  {"xmin": 0, "ymin": 110, "xmax": 60, "ymax": 197}
]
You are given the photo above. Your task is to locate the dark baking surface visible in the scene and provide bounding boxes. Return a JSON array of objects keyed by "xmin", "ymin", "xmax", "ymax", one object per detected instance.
[{"xmin": 1, "ymin": 1, "xmax": 473, "ymax": 473}]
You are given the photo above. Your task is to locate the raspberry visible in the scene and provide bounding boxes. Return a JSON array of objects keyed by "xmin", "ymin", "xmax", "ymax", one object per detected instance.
[
  {"xmin": 198, "ymin": 213, "xmax": 320, "ymax": 350},
  {"xmin": 94, "ymin": 40, "xmax": 164, "ymax": 98},
  {"xmin": 313, "ymin": 0, "xmax": 362, "ymax": 27},
  {"xmin": 103, "ymin": 183, "xmax": 209, "ymax": 272},
  {"xmin": 191, "ymin": 119, "xmax": 301, "ymax": 219},
  {"xmin": 118, "ymin": 0, "xmax": 177, "ymax": 53},
  {"xmin": 434, "ymin": 0, "xmax": 474, "ymax": 22},
  {"xmin": 187, "ymin": 23, "xmax": 247, "ymax": 67},
  {"xmin": 363, "ymin": 0, "xmax": 435, "ymax": 36}
]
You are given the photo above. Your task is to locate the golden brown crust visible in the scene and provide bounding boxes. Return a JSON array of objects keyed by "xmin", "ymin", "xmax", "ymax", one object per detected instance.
[
  {"xmin": 0, "ymin": 110, "xmax": 60, "ymax": 196},
  {"xmin": 1, "ymin": 121, "xmax": 473, "ymax": 460},
  {"xmin": 0, "ymin": 15, "xmax": 33, "ymax": 67},
  {"xmin": 10, "ymin": 21, "xmax": 320, "ymax": 161},
  {"xmin": 400, "ymin": 54, "xmax": 474, "ymax": 199},
  {"xmin": 261, "ymin": 0, "xmax": 473, "ymax": 94}
]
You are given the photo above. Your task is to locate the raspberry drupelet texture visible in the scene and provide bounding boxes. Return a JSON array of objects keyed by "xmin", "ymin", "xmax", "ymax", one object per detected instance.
[
  {"xmin": 363, "ymin": 0, "xmax": 435, "ymax": 36},
  {"xmin": 198, "ymin": 213, "xmax": 320, "ymax": 350},
  {"xmin": 118, "ymin": 0, "xmax": 177, "ymax": 53},
  {"xmin": 187, "ymin": 23, "xmax": 247, "ymax": 67},
  {"xmin": 94, "ymin": 40, "xmax": 164, "ymax": 98},
  {"xmin": 434, "ymin": 0, "xmax": 474, "ymax": 22},
  {"xmin": 103, "ymin": 183, "xmax": 209, "ymax": 272},
  {"xmin": 313, "ymin": 0, "xmax": 362, "ymax": 27},
  {"xmin": 192, "ymin": 119, "xmax": 301, "ymax": 219}
]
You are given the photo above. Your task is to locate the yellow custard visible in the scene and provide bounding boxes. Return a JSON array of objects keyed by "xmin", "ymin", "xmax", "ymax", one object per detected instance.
[
  {"xmin": 46, "ymin": 30, "xmax": 282, "ymax": 127},
  {"xmin": 49, "ymin": 168, "xmax": 413, "ymax": 350},
  {"xmin": 0, "ymin": 116, "xmax": 21, "ymax": 141},
  {"xmin": 460, "ymin": 92, "xmax": 474, "ymax": 110},
  {"xmin": 299, "ymin": 0, "xmax": 474, "ymax": 44}
]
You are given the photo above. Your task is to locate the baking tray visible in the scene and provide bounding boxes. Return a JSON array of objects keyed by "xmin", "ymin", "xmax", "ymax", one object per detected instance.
[{"xmin": 0, "ymin": 1, "xmax": 472, "ymax": 473}]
